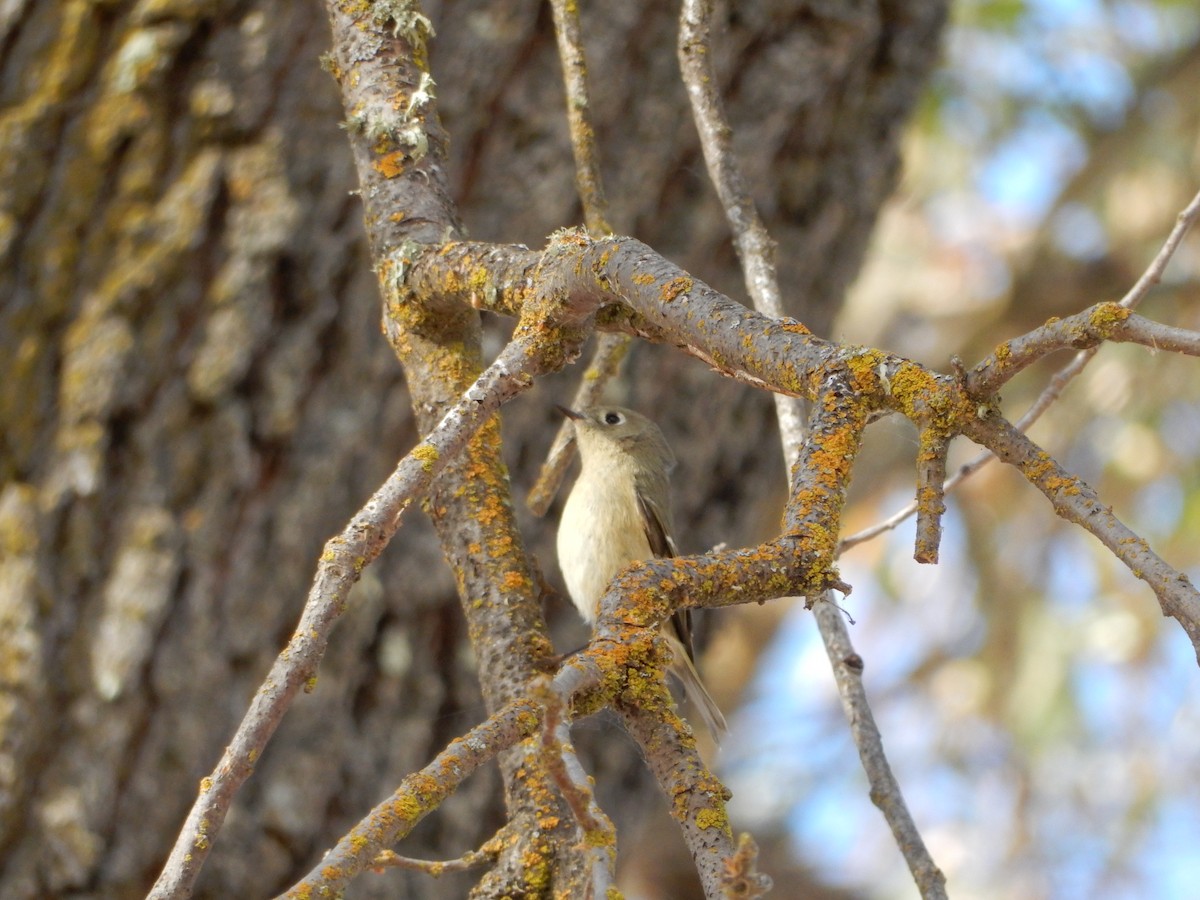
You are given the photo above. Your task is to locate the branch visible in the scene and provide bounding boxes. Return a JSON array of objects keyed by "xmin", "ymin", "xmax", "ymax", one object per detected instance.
[
  {"xmin": 370, "ymin": 842, "xmax": 498, "ymax": 876},
  {"xmin": 838, "ymin": 314, "xmax": 1200, "ymax": 554},
  {"xmin": 964, "ymin": 415, "xmax": 1200, "ymax": 659},
  {"xmin": 535, "ymin": 678, "xmax": 618, "ymax": 894},
  {"xmin": 678, "ymin": 0, "xmax": 784, "ymax": 320},
  {"xmin": 1116, "ymin": 186, "xmax": 1200, "ymax": 309},
  {"xmin": 548, "ymin": 0, "xmax": 611, "ymax": 237},
  {"xmin": 968, "ymin": 303, "xmax": 1200, "ymax": 396},
  {"xmin": 787, "ymin": 381, "xmax": 947, "ymax": 897},
  {"xmin": 324, "ymin": 6, "xmax": 623, "ymax": 894},
  {"xmin": 278, "ymin": 647, "xmax": 624, "ymax": 898},
  {"xmin": 812, "ymin": 600, "xmax": 949, "ymax": 899},
  {"xmin": 527, "ymin": 0, "xmax": 635, "ymax": 519},
  {"xmin": 619, "ymin": 701, "xmax": 769, "ymax": 899},
  {"xmin": 408, "ymin": 231, "xmax": 1200, "ymax": 663},
  {"xmin": 843, "ymin": 186, "xmax": 1200, "ymax": 554},
  {"xmin": 970, "ymin": 186, "xmax": 1200, "ymax": 396},
  {"xmin": 678, "ymin": 3, "xmax": 950, "ymax": 893},
  {"xmin": 405, "ymin": 235, "xmax": 830, "ymax": 397},
  {"xmin": 913, "ymin": 428, "xmax": 949, "ymax": 564},
  {"xmin": 677, "ymin": 0, "xmax": 807, "ymax": 461},
  {"xmin": 148, "ymin": 337, "xmax": 552, "ymax": 900}
]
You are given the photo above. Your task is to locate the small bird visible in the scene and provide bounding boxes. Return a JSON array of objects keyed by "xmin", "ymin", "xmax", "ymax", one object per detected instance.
[{"xmin": 555, "ymin": 404, "xmax": 727, "ymax": 739}]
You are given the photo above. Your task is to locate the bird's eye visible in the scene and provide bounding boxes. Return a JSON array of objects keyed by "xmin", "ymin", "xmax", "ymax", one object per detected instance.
[{"xmin": 603, "ymin": 411, "xmax": 623, "ymax": 425}]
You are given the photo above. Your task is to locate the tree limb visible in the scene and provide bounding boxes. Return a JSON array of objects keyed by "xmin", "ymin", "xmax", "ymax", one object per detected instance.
[
  {"xmin": 678, "ymin": 3, "xmax": 946, "ymax": 895},
  {"xmin": 841, "ymin": 187, "xmax": 1200, "ymax": 555},
  {"xmin": 964, "ymin": 415, "xmax": 1200, "ymax": 655}
]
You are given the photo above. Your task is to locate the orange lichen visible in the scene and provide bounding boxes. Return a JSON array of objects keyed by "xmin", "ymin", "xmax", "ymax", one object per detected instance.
[
  {"xmin": 778, "ymin": 318, "xmax": 812, "ymax": 334},
  {"xmin": 503, "ymin": 570, "xmax": 529, "ymax": 591},
  {"xmin": 373, "ymin": 150, "xmax": 407, "ymax": 178},
  {"xmin": 659, "ymin": 276, "xmax": 694, "ymax": 302}
]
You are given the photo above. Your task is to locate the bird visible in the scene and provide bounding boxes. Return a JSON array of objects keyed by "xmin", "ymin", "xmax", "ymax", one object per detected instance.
[{"xmin": 555, "ymin": 404, "xmax": 727, "ymax": 739}]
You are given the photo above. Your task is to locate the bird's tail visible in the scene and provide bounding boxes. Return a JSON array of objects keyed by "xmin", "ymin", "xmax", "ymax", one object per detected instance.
[{"xmin": 664, "ymin": 631, "xmax": 728, "ymax": 742}]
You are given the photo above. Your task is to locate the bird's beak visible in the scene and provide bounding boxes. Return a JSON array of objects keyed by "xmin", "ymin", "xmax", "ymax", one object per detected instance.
[{"xmin": 555, "ymin": 405, "xmax": 584, "ymax": 421}]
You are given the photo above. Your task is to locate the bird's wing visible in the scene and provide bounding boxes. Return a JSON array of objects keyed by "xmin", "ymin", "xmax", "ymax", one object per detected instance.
[
  {"xmin": 636, "ymin": 490, "xmax": 697, "ymax": 665},
  {"xmin": 636, "ymin": 490, "xmax": 677, "ymax": 559}
]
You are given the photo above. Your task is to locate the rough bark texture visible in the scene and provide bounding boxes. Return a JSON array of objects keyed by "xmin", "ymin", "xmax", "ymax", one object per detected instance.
[{"xmin": 0, "ymin": 0, "xmax": 945, "ymax": 897}]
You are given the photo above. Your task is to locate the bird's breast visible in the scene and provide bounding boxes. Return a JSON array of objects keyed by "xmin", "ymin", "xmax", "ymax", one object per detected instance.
[{"xmin": 557, "ymin": 472, "xmax": 653, "ymax": 623}]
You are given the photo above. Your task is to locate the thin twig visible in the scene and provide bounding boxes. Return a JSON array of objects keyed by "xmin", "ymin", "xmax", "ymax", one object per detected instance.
[
  {"xmin": 678, "ymin": 0, "xmax": 783, "ymax": 317},
  {"xmin": 548, "ymin": 0, "xmax": 610, "ymax": 236},
  {"xmin": 812, "ymin": 601, "xmax": 948, "ymax": 897},
  {"xmin": 529, "ymin": 0, "xmax": 632, "ymax": 516},
  {"xmin": 371, "ymin": 822, "xmax": 515, "ymax": 876},
  {"xmin": 371, "ymin": 849, "xmax": 492, "ymax": 875},
  {"xmin": 537, "ymin": 681, "xmax": 604, "ymax": 834},
  {"xmin": 535, "ymin": 678, "xmax": 617, "ymax": 893},
  {"xmin": 1116, "ymin": 187, "xmax": 1200, "ymax": 309}
]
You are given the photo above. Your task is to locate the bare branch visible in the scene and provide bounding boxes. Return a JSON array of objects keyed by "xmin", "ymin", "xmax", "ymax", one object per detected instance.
[
  {"xmin": 548, "ymin": 0, "xmax": 611, "ymax": 237},
  {"xmin": 1116, "ymin": 186, "xmax": 1200, "ymax": 309},
  {"xmin": 839, "ymin": 310, "xmax": 1200, "ymax": 556},
  {"xmin": 968, "ymin": 302, "xmax": 1197, "ymax": 395},
  {"xmin": 813, "ymin": 601, "xmax": 949, "ymax": 898},
  {"xmin": 964, "ymin": 415, "xmax": 1200, "ymax": 659},
  {"xmin": 970, "ymin": 187, "xmax": 1199, "ymax": 396},
  {"xmin": 914, "ymin": 428, "xmax": 949, "ymax": 564},
  {"xmin": 678, "ymin": 3, "xmax": 951, "ymax": 893},
  {"xmin": 371, "ymin": 849, "xmax": 492, "ymax": 876},
  {"xmin": 843, "ymin": 187, "xmax": 1200, "ymax": 554},
  {"xmin": 370, "ymin": 850, "xmax": 493, "ymax": 876},
  {"xmin": 407, "ymin": 233, "xmax": 1200, "ymax": 662},
  {"xmin": 370, "ymin": 822, "xmax": 516, "ymax": 875},
  {"xmin": 618, "ymin": 700, "xmax": 757, "ymax": 899},
  {"xmin": 535, "ymin": 679, "xmax": 618, "ymax": 894},
  {"xmin": 678, "ymin": 0, "xmax": 783, "ymax": 319},
  {"xmin": 406, "ymin": 235, "xmax": 830, "ymax": 398},
  {"xmin": 787, "ymin": 381, "xmax": 946, "ymax": 896},
  {"xmin": 526, "ymin": 0, "xmax": 636, "ymax": 520}
]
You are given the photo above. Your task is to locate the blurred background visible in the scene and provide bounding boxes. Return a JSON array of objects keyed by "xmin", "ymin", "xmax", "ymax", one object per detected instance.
[
  {"xmin": 705, "ymin": 2, "xmax": 1200, "ymax": 897},
  {"xmin": 2, "ymin": 0, "xmax": 1198, "ymax": 897}
]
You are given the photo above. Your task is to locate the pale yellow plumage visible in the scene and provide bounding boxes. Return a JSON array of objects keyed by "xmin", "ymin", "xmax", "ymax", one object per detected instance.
[{"xmin": 556, "ymin": 405, "xmax": 727, "ymax": 739}]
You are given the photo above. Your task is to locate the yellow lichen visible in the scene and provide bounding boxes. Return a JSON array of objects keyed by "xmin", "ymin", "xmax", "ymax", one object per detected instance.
[
  {"xmin": 411, "ymin": 443, "xmax": 439, "ymax": 472},
  {"xmin": 695, "ymin": 807, "xmax": 729, "ymax": 831}
]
